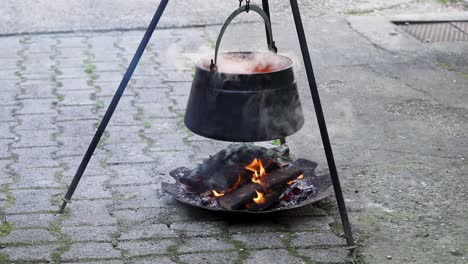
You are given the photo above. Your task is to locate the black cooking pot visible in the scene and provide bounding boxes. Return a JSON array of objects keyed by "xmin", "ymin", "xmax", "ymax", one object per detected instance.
[{"xmin": 184, "ymin": 5, "xmax": 304, "ymax": 142}]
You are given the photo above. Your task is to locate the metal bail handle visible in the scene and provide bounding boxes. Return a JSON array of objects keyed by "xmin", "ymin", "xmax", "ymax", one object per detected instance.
[{"xmin": 211, "ymin": 4, "xmax": 276, "ymax": 71}]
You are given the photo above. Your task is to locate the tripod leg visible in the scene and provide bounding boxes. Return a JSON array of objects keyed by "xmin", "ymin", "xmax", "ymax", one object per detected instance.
[
  {"xmin": 59, "ymin": 0, "xmax": 170, "ymax": 213},
  {"xmin": 289, "ymin": 0, "xmax": 355, "ymax": 248}
]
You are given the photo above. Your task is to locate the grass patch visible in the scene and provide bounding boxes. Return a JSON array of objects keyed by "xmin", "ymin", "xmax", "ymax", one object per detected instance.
[
  {"xmin": 143, "ymin": 121, "xmax": 151, "ymax": 129},
  {"xmin": 271, "ymin": 139, "xmax": 281, "ymax": 146}
]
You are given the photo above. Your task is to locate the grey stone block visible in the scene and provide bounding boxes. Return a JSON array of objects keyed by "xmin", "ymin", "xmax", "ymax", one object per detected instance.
[
  {"xmin": 65, "ymin": 260, "xmax": 124, "ymax": 264},
  {"xmin": 112, "ymin": 184, "xmax": 165, "ymax": 210},
  {"xmin": 179, "ymin": 252, "xmax": 239, "ymax": 264},
  {"xmin": 14, "ymin": 129, "xmax": 56, "ymax": 148},
  {"xmin": 62, "ymin": 225, "xmax": 119, "ymax": 242},
  {"xmin": 231, "ymin": 232, "xmax": 286, "ymax": 249},
  {"xmin": 12, "ymin": 146, "xmax": 60, "ymax": 168},
  {"xmin": 132, "ymin": 256, "xmax": 175, "ymax": 264},
  {"xmin": 177, "ymin": 237, "xmax": 235, "ymax": 253},
  {"xmin": 59, "ymin": 90, "xmax": 95, "ymax": 106},
  {"xmin": 61, "ymin": 242, "xmax": 122, "ymax": 261},
  {"xmin": 0, "ymin": 244, "xmax": 59, "ymax": 262},
  {"xmin": 106, "ymin": 143, "xmax": 153, "ymax": 165},
  {"xmin": 17, "ymin": 114, "xmax": 55, "ymax": 131},
  {"xmin": 120, "ymin": 224, "xmax": 177, "ymax": 240},
  {"xmin": 170, "ymin": 221, "xmax": 225, "ymax": 237},
  {"xmin": 63, "ymin": 199, "xmax": 117, "ymax": 226},
  {"xmin": 245, "ymin": 249, "xmax": 304, "ymax": 264},
  {"xmin": 108, "ymin": 163, "xmax": 162, "ymax": 186},
  {"xmin": 5, "ymin": 189, "xmax": 61, "ymax": 214},
  {"xmin": 297, "ymin": 247, "xmax": 349, "ymax": 264},
  {"xmin": 17, "ymin": 98, "xmax": 55, "ymax": 115},
  {"xmin": 107, "ymin": 125, "xmax": 146, "ymax": 144},
  {"xmin": 117, "ymin": 239, "xmax": 176, "ymax": 256},
  {"xmin": 0, "ymin": 229, "xmax": 56, "ymax": 243},
  {"xmin": 11, "ymin": 167, "xmax": 61, "ymax": 189},
  {"xmin": 57, "ymin": 105, "xmax": 96, "ymax": 121},
  {"xmin": 72, "ymin": 175, "xmax": 112, "ymax": 200},
  {"xmin": 6, "ymin": 213, "xmax": 55, "ymax": 228},
  {"xmin": 275, "ymin": 216, "xmax": 333, "ymax": 231},
  {"xmin": 291, "ymin": 232, "xmax": 346, "ymax": 248},
  {"xmin": 57, "ymin": 78, "xmax": 92, "ymax": 91},
  {"xmin": 0, "ymin": 106, "xmax": 16, "ymax": 122}
]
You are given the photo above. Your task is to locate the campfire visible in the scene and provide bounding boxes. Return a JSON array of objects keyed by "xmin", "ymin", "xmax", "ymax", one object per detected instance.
[{"xmin": 162, "ymin": 144, "xmax": 332, "ymax": 213}]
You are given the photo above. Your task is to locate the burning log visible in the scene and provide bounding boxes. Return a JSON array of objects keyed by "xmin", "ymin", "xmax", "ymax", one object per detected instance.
[
  {"xmin": 179, "ymin": 143, "xmax": 284, "ymax": 193},
  {"xmin": 246, "ymin": 185, "xmax": 288, "ymax": 211},
  {"xmin": 217, "ymin": 165, "xmax": 303, "ymax": 210}
]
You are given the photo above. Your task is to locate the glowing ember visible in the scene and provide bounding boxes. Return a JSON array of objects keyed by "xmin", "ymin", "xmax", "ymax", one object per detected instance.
[
  {"xmin": 253, "ymin": 190, "xmax": 265, "ymax": 204},
  {"xmin": 212, "ymin": 190, "xmax": 224, "ymax": 197},
  {"xmin": 287, "ymin": 180, "xmax": 293, "ymax": 185},
  {"xmin": 297, "ymin": 174, "xmax": 304, "ymax": 180},
  {"xmin": 245, "ymin": 158, "xmax": 266, "ymax": 184}
]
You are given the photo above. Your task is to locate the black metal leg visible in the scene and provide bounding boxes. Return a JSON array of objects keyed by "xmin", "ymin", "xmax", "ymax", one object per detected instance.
[
  {"xmin": 261, "ymin": 0, "xmax": 273, "ymax": 47},
  {"xmin": 289, "ymin": 0, "xmax": 355, "ymax": 248},
  {"xmin": 59, "ymin": 0, "xmax": 170, "ymax": 213}
]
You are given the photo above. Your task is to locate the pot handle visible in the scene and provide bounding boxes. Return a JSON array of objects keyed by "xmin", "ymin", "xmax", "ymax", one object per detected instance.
[{"xmin": 211, "ymin": 4, "xmax": 276, "ymax": 71}]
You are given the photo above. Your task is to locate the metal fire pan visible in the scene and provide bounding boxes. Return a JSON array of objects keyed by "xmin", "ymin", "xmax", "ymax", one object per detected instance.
[{"xmin": 161, "ymin": 159, "xmax": 332, "ymax": 214}]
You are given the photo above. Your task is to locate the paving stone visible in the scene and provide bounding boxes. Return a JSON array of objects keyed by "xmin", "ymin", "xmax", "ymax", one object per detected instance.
[
  {"xmin": 60, "ymin": 119, "xmax": 97, "ymax": 137},
  {"xmin": 112, "ymin": 184, "xmax": 165, "ymax": 210},
  {"xmin": 60, "ymin": 155, "xmax": 112, "ymax": 179},
  {"xmin": 62, "ymin": 225, "xmax": 119, "ymax": 242},
  {"xmin": 17, "ymin": 98, "xmax": 55, "ymax": 114},
  {"xmin": 108, "ymin": 163, "xmax": 162, "ymax": 186},
  {"xmin": 106, "ymin": 143, "xmax": 153, "ymax": 165},
  {"xmin": 112, "ymin": 208, "xmax": 172, "ymax": 226},
  {"xmin": 297, "ymin": 247, "xmax": 349, "ymax": 264},
  {"xmin": 245, "ymin": 249, "xmax": 304, "ymax": 264},
  {"xmin": 0, "ymin": 105, "xmax": 16, "ymax": 122},
  {"xmin": 18, "ymin": 83, "xmax": 55, "ymax": 99},
  {"xmin": 147, "ymin": 134, "xmax": 186, "ymax": 152},
  {"xmin": 135, "ymin": 88, "xmax": 172, "ymax": 104},
  {"xmin": 178, "ymin": 237, "xmax": 235, "ymax": 253},
  {"xmin": 11, "ymin": 167, "xmax": 61, "ymax": 189},
  {"xmin": 0, "ymin": 69, "xmax": 19, "ymax": 80},
  {"xmin": 0, "ymin": 91, "xmax": 16, "ymax": 105},
  {"xmin": 0, "ymin": 244, "xmax": 59, "ymax": 262},
  {"xmin": 163, "ymin": 70, "xmax": 194, "ymax": 82},
  {"xmin": 17, "ymin": 114, "xmax": 55, "ymax": 131},
  {"xmin": 56, "ymin": 36, "xmax": 86, "ymax": 48},
  {"xmin": 179, "ymin": 252, "xmax": 239, "ymax": 264},
  {"xmin": 5, "ymin": 189, "xmax": 61, "ymax": 214},
  {"xmin": 0, "ymin": 80, "xmax": 17, "ymax": 92},
  {"xmin": 0, "ymin": 139, "xmax": 12, "ymax": 159},
  {"xmin": 6, "ymin": 213, "xmax": 55, "ymax": 228},
  {"xmin": 56, "ymin": 135, "xmax": 95, "ymax": 157},
  {"xmin": 71, "ymin": 175, "xmax": 112, "ymax": 199},
  {"xmin": 120, "ymin": 224, "xmax": 177, "ymax": 240},
  {"xmin": 58, "ymin": 105, "xmax": 96, "ymax": 121},
  {"xmin": 65, "ymin": 260, "xmax": 124, "ymax": 264},
  {"xmin": 107, "ymin": 125, "xmax": 145, "ymax": 144},
  {"xmin": 63, "ymin": 199, "xmax": 117, "ymax": 226},
  {"xmin": 0, "ymin": 121, "xmax": 14, "ymax": 139},
  {"xmin": 12, "ymin": 146, "xmax": 59, "ymax": 168},
  {"xmin": 117, "ymin": 239, "xmax": 176, "ymax": 256},
  {"xmin": 231, "ymin": 232, "xmax": 286, "ymax": 249},
  {"xmin": 57, "ymin": 78, "xmax": 92, "ymax": 91},
  {"xmin": 139, "ymin": 103, "xmax": 177, "ymax": 119},
  {"xmin": 0, "ymin": 229, "xmax": 56, "ymax": 243},
  {"xmin": 168, "ymin": 95, "xmax": 188, "ymax": 111},
  {"xmin": 14, "ymin": 129, "xmax": 55, "ymax": 148},
  {"xmin": 228, "ymin": 219, "xmax": 287, "ymax": 234},
  {"xmin": 291, "ymin": 232, "xmax": 346, "ymax": 248},
  {"xmin": 170, "ymin": 221, "xmax": 225, "ymax": 237},
  {"xmin": 144, "ymin": 117, "xmax": 179, "ymax": 135},
  {"xmin": 61, "ymin": 242, "xmax": 122, "ymax": 261},
  {"xmin": 132, "ymin": 256, "xmax": 175, "ymax": 264},
  {"xmin": 150, "ymin": 151, "xmax": 192, "ymax": 175},
  {"xmin": 275, "ymin": 216, "xmax": 333, "ymax": 231},
  {"xmin": 168, "ymin": 82, "xmax": 191, "ymax": 96},
  {"xmin": 59, "ymin": 89, "xmax": 95, "ymax": 106}
]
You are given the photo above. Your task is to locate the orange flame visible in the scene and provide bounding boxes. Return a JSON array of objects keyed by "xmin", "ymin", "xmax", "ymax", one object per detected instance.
[
  {"xmin": 297, "ymin": 174, "xmax": 304, "ymax": 180},
  {"xmin": 287, "ymin": 180, "xmax": 293, "ymax": 185},
  {"xmin": 211, "ymin": 175, "xmax": 243, "ymax": 198},
  {"xmin": 245, "ymin": 158, "xmax": 266, "ymax": 184},
  {"xmin": 212, "ymin": 190, "xmax": 224, "ymax": 197},
  {"xmin": 253, "ymin": 190, "xmax": 265, "ymax": 204}
]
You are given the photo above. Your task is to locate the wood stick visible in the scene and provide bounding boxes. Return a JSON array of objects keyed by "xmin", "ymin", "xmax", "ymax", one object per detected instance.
[{"xmin": 217, "ymin": 165, "xmax": 302, "ymax": 210}]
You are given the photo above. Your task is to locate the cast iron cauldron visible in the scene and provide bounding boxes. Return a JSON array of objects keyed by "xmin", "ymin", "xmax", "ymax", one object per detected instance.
[{"xmin": 184, "ymin": 5, "xmax": 304, "ymax": 142}]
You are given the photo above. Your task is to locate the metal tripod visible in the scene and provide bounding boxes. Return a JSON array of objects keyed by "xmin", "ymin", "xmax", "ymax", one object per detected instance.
[{"xmin": 59, "ymin": 0, "xmax": 355, "ymax": 249}]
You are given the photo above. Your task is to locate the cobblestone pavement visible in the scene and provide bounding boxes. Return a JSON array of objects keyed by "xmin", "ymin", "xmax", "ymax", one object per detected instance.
[{"xmin": 0, "ymin": 27, "xmax": 349, "ymax": 263}]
